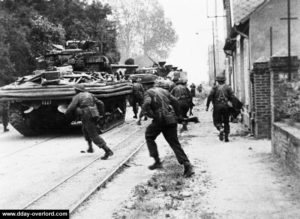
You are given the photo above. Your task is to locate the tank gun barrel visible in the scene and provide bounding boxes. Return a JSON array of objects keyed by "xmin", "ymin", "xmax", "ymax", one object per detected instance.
[{"xmin": 111, "ymin": 64, "xmax": 138, "ymax": 69}]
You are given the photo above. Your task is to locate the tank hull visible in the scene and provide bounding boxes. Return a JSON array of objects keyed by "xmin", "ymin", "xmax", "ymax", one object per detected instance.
[{"xmin": 0, "ymin": 82, "xmax": 132, "ymax": 136}]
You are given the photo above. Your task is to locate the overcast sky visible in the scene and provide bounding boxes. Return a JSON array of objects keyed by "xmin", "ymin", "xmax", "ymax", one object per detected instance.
[
  {"xmin": 100, "ymin": 0, "xmax": 225, "ymax": 84},
  {"xmin": 158, "ymin": 0, "xmax": 225, "ymax": 84}
]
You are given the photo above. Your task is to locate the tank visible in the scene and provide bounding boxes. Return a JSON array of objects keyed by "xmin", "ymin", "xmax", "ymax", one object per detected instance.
[{"xmin": 0, "ymin": 40, "xmax": 138, "ymax": 136}]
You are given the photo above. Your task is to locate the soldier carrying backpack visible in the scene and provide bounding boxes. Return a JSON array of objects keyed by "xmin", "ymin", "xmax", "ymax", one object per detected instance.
[
  {"xmin": 206, "ymin": 74, "xmax": 235, "ymax": 142},
  {"xmin": 138, "ymin": 81, "xmax": 194, "ymax": 178}
]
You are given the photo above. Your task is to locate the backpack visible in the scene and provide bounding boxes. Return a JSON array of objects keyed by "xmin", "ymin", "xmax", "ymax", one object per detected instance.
[
  {"xmin": 149, "ymin": 88, "xmax": 177, "ymax": 125},
  {"xmin": 215, "ymin": 85, "xmax": 232, "ymax": 107}
]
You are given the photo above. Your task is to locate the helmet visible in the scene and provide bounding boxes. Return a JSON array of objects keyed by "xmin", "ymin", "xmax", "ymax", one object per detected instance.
[
  {"xmin": 176, "ymin": 78, "xmax": 187, "ymax": 85},
  {"xmin": 155, "ymin": 80, "xmax": 169, "ymax": 90},
  {"xmin": 215, "ymin": 75, "xmax": 226, "ymax": 82},
  {"xmin": 74, "ymin": 84, "xmax": 86, "ymax": 92},
  {"xmin": 216, "ymin": 71, "xmax": 226, "ymax": 82}
]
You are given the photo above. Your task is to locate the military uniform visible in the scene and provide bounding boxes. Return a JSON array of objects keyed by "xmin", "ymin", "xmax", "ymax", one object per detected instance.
[
  {"xmin": 171, "ymin": 82, "xmax": 192, "ymax": 131},
  {"xmin": 206, "ymin": 77, "xmax": 234, "ymax": 142},
  {"xmin": 141, "ymin": 86, "xmax": 194, "ymax": 177},
  {"xmin": 1, "ymin": 102, "xmax": 9, "ymax": 132},
  {"xmin": 190, "ymin": 83, "xmax": 196, "ymax": 97},
  {"xmin": 66, "ymin": 85, "xmax": 113, "ymax": 158},
  {"xmin": 132, "ymin": 81, "xmax": 145, "ymax": 118}
]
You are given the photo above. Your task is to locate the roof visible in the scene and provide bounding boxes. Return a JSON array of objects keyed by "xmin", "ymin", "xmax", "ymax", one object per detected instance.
[{"xmin": 231, "ymin": 0, "xmax": 266, "ymax": 25}]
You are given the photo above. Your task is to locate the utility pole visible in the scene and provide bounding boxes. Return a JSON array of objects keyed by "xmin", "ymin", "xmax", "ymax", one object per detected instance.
[
  {"xmin": 270, "ymin": 27, "xmax": 273, "ymax": 57},
  {"xmin": 280, "ymin": 0, "xmax": 297, "ymax": 80},
  {"xmin": 214, "ymin": 0, "xmax": 219, "ymax": 73},
  {"xmin": 212, "ymin": 21, "xmax": 217, "ymax": 83},
  {"xmin": 206, "ymin": 0, "xmax": 226, "ymax": 84}
]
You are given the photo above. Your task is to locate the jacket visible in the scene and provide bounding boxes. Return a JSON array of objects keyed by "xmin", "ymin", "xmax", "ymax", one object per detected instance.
[
  {"xmin": 206, "ymin": 84, "xmax": 234, "ymax": 109},
  {"xmin": 141, "ymin": 87, "xmax": 180, "ymax": 124},
  {"xmin": 171, "ymin": 84, "xmax": 192, "ymax": 104},
  {"xmin": 65, "ymin": 92, "xmax": 105, "ymax": 119}
]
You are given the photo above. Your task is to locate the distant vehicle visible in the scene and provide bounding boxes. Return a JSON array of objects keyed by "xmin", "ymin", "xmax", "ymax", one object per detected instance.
[{"xmin": 0, "ymin": 40, "xmax": 136, "ymax": 136}]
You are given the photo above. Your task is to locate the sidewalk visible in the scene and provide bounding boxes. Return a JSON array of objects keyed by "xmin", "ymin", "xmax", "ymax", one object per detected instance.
[{"xmin": 113, "ymin": 98, "xmax": 300, "ymax": 219}]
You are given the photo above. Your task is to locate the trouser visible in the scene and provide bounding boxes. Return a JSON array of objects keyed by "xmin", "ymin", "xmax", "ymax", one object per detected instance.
[
  {"xmin": 145, "ymin": 122, "xmax": 190, "ymax": 165},
  {"xmin": 213, "ymin": 104, "xmax": 230, "ymax": 135},
  {"xmin": 132, "ymin": 97, "xmax": 143, "ymax": 116},
  {"xmin": 178, "ymin": 101, "xmax": 190, "ymax": 118},
  {"xmin": 2, "ymin": 109, "xmax": 9, "ymax": 129},
  {"xmin": 82, "ymin": 117, "xmax": 107, "ymax": 148}
]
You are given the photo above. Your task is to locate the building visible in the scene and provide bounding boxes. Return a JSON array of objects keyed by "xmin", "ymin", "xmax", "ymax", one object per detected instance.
[{"xmin": 223, "ymin": 0, "xmax": 300, "ymax": 138}]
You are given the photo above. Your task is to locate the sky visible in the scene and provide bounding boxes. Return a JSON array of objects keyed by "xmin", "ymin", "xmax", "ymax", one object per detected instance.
[
  {"xmin": 99, "ymin": 0, "xmax": 226, "ymax": 84},
  {"xmin": 158, "ymin": 0, "xmax": 225, "ymax": 84}
]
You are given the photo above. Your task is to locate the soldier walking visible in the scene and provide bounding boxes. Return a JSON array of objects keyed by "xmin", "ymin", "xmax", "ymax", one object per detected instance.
[
  {"xmin": 65, "ymin": 84, "xmax": 113, "ymax": 159},
  {"xmin": 190, "ymin": 83, "xmax": 196, "ymax": 97},
  {"xmin": 206, "ymin": 74, "xmax": 234, "ymax": 142},
  {"xmin": 189, "ymin": 83, "xmax": 196, "ymax": 116},
  {"xmin": 132, "ymin": 78, "xmax": 145, "ymax": 119},
  {"xmin": 1, "ymin": 101, "xmax": 9, "ymax": 132},
  {"xmin": 171, "ymin": 79, "xmax": 192, "ymax": 131},
  {"xmin": 138, "ymin": 81, "xmax": 194, "ymax": 178}
]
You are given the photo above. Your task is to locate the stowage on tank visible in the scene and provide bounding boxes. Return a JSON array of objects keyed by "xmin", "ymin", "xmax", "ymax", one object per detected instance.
[{"xmin": 0, "ymin": 40, "xmax": 138, "ymax": 136}]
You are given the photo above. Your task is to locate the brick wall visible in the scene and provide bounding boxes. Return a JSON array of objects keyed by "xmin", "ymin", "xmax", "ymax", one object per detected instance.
[
  {"xmin": 272, "ymin": 123, "xmax": 300, "ymax": 173},
  {"xmin": 271, "ymin": 56, "xmax": 300, "ymax": 172},
  {"xmin": 251, "ymin": 60, "xmax": 271, "ymax": 138}
]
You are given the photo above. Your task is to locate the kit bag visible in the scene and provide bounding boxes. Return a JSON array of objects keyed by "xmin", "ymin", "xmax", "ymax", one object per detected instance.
[{"xmin": 155, "ymin": 92, "xmax": 177, "ymax": 125}]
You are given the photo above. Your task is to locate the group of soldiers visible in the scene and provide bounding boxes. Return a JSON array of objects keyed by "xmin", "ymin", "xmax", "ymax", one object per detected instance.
[
  {"xmin": 130, "ymin": 76, "xmax": 199, "ymax": 177},
  {"xmin": 64, "ymin": 75, "xmax": 196, "ymax": 178},
  {"xmin": 0, "ymin": 71, "xmax": 239, "ymax": 179}
]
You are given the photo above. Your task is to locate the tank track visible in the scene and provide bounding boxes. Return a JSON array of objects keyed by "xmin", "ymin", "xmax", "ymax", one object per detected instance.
[{"xmin": 9, "ymin": 103, "xmax": 70, "ymax": 136}]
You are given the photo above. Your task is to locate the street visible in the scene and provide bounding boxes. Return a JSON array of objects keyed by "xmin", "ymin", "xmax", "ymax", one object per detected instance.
[
  {"xmin": 77, "ymin": 98, "xmax": 300, "ymax": 219},
  {"xmin": 1, "ymin": 98, "xmax": 300, "ymax": 218}
]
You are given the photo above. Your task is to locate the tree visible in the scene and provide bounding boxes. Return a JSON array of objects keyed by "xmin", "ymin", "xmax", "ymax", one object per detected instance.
[
  {"xmin": 0, "ymin": 0, "xmax": 120, "ymax": 85},
  {"xmin": 110, "ymin": 0, "xmax": 178, "ymax": 62}
]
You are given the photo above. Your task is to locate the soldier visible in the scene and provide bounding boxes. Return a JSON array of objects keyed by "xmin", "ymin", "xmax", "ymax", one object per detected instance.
[
  {"xmin": 190, "ymin": 83, "xmax": 196, "ymax": 97},
  {"xmin": 197, "ymin": 84, "xmax": 203, "ymax": 93},
  {"xmin": 1, "ymin": 101, "xmax": 9, "ymax": 132},
  {"xmin": 132, "ymin": 78, "xmax": 145, "ymax": 119},
  {"xmin": 171, "ymin": 79, "xmax": 192, "ymax": 131},
  {"xmin": 206, "ymin": 74, "xmax": 235, "ymax": 142},
  {"xmin": 65, "ymin": 84, "xmax": 113, "ymax": 159},
  {"xmin": 138, "ymin": 81, "xmax": 194, "ymax": 178},
  {"xmin": 189, "ymin": 83, "xmax": 196, "ymax": 116}
]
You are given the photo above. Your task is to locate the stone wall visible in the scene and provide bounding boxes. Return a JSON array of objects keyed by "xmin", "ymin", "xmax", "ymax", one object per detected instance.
[
  {"xmin": 272, "ymin": 123, "xmax": 300, "ymax": 173},
  {"xmin": 271, "ymin": 56, "xmax": 300, "ymax": 173}
]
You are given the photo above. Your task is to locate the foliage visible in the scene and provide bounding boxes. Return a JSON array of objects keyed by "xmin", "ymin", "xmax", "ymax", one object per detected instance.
[
  {"xmin": 277, "ymin": 81, "xmax": 300, "ymax": 123},
  {"xmin": 0, "ymin": 0, "xmax": 120, "ymax": 86},
  {"xmin": 110, "ymin": 0, "xmax": 178, "ymax": 63}
]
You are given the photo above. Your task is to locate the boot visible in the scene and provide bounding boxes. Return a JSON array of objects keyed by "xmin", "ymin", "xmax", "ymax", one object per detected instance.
[
  {"xmin": 87, "ymin": 142, "xmax": 94, "ymax": 153},
  {"xmin": 4, "ymin": 127, "xmax": 9, "ymax": 132},
  {"xmin": 219, "ymin": 128, "xmax": 224, "ymax": 141},
  {"xmin": 133, "ymin": 114, "xmax": 137, "ymax": 119},
  {"xmin": 224, "ymin": 134, "xmax": 229, "ymax": 142},
  {"xmin": 183, "ymin": 163, "xmax": 195, "ymax": 178},
  {"xmin": 101, "ymin": 146, "xmax": 113, "ymax": 160},
  {"xmin": 180, "ymin": 123, "xmax": 188, "ymax": 132},
  {"xmin": 148, "ymin": 158, "xmax": 163, "ymax": 170}
]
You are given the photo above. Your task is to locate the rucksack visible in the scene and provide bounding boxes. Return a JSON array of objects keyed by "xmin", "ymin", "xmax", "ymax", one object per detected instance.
[
  {"xmin": 215, "ymin": 85, "xmax": 232, "ymax": 107},
  {"xmin": 149, "ymin": 88, "xmax": 177, "ymax": 125}
]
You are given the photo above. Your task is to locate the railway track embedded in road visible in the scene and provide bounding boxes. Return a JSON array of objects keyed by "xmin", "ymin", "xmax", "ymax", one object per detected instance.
[{"xmin": 21, "ymin": 122, "xmax": 147, "ymax": 211}]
